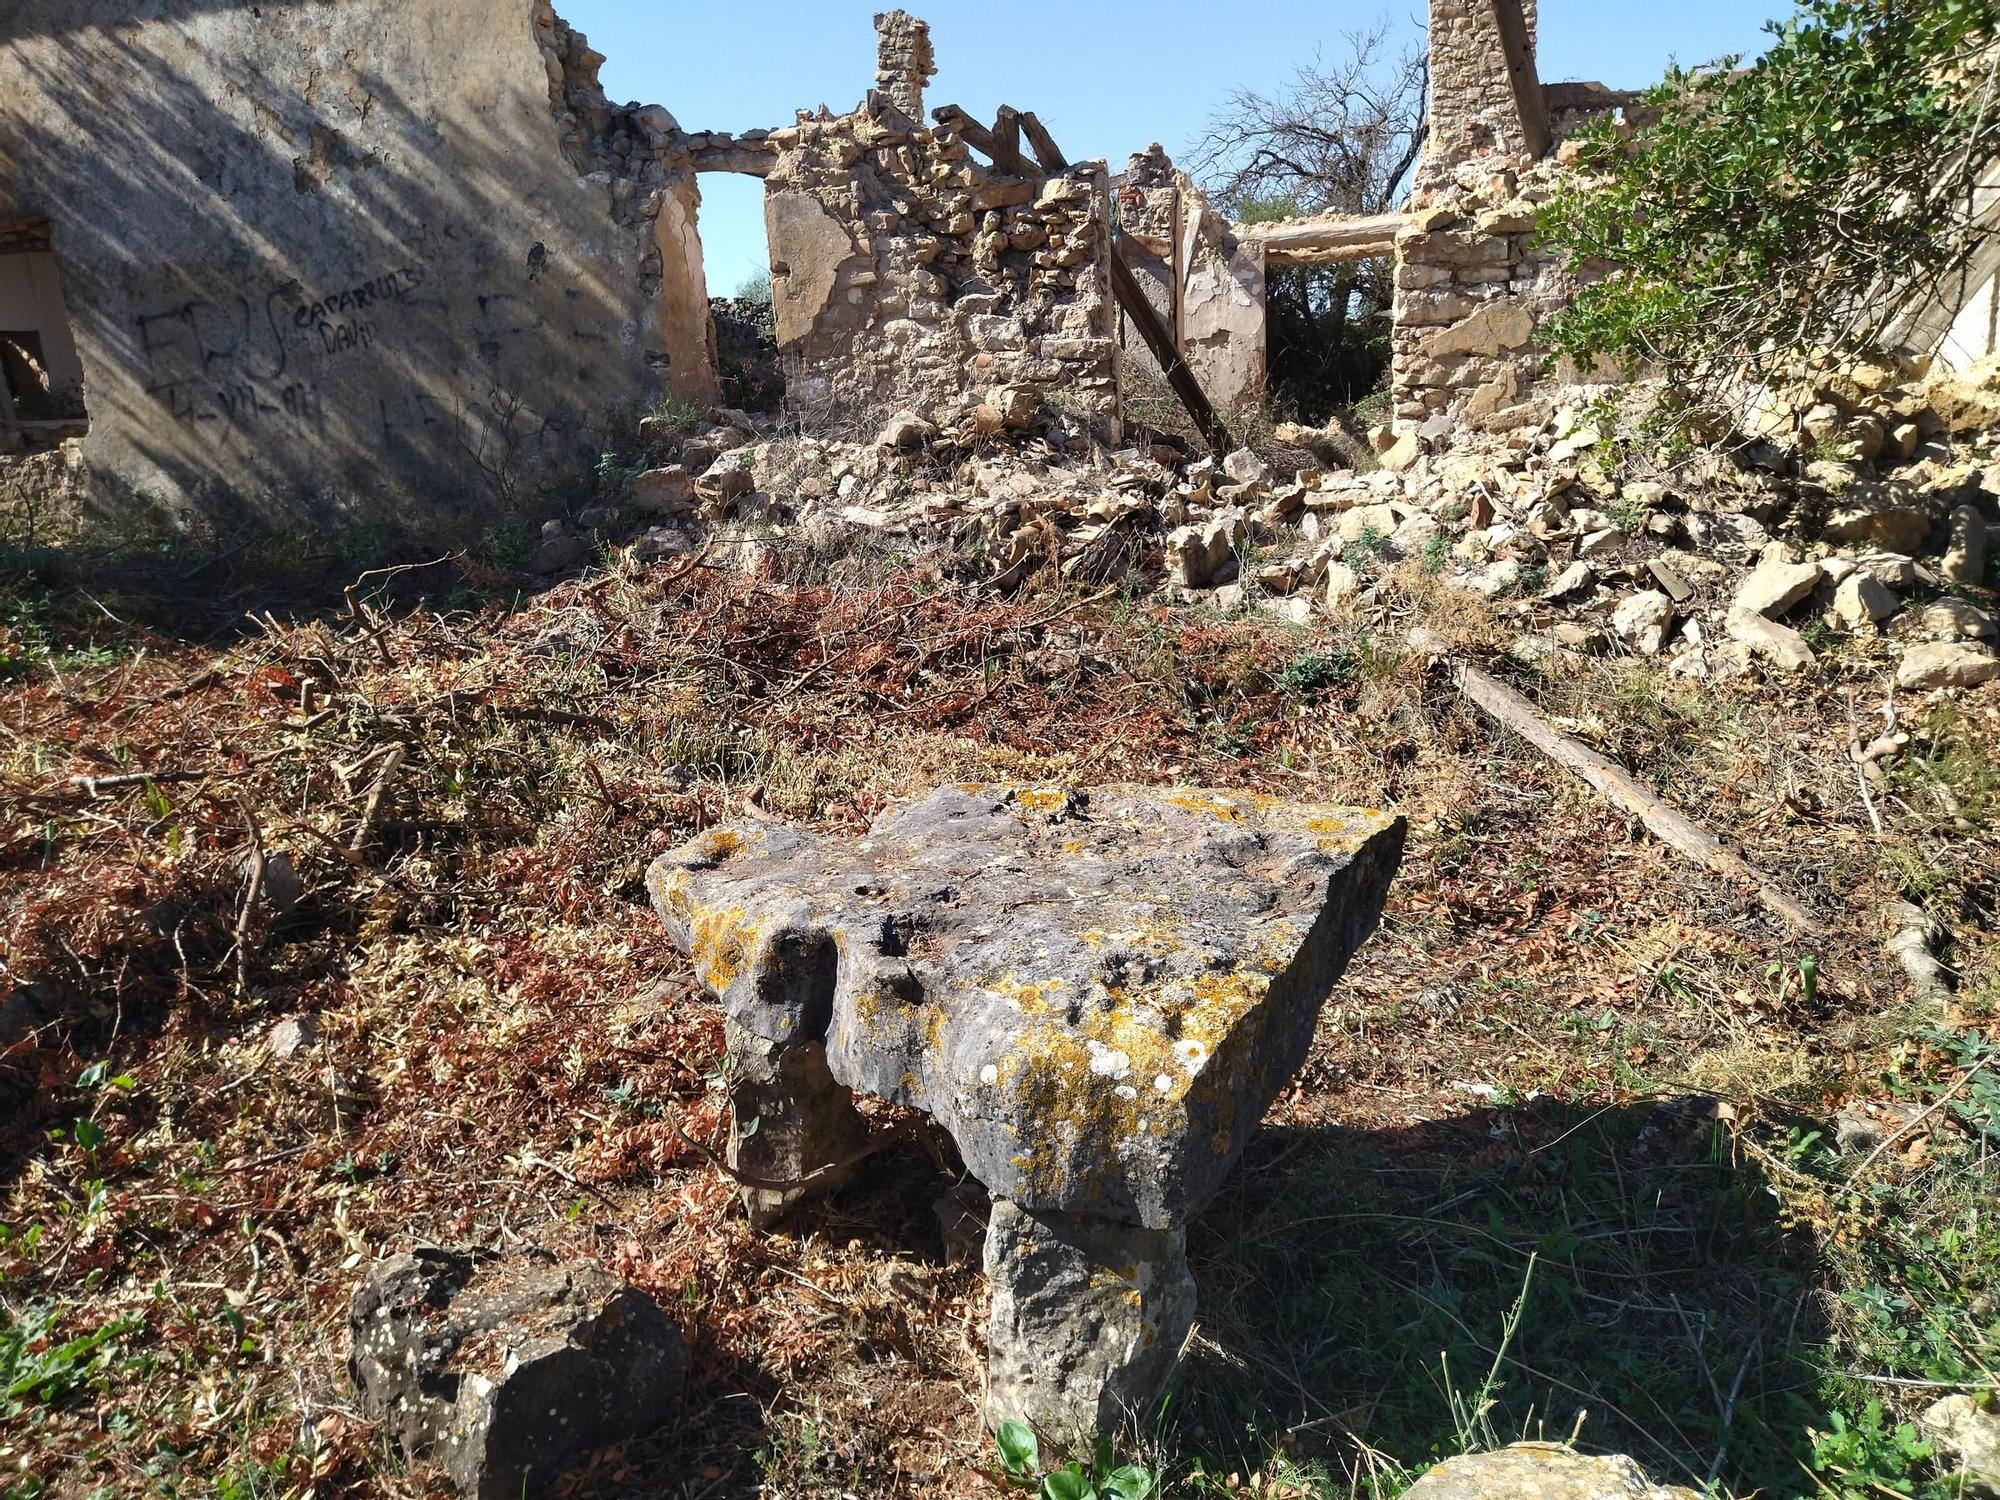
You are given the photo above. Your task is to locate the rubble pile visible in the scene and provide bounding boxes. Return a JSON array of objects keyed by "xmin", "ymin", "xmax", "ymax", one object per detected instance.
[{"xmin": 539, "ymin": 349, "xmax": 1998, "ymax": 730}]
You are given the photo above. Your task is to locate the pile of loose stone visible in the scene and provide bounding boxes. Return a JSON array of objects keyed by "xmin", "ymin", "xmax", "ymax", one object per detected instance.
[{"xmin": 533, "ymin": 352, "xmax": 2000, "ymax": 732}]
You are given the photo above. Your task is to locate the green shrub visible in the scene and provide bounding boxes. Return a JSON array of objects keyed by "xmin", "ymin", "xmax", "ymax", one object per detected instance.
[{"xmin": 1539, "ymin": 0, "xmax": 2000, "ymax": 415}]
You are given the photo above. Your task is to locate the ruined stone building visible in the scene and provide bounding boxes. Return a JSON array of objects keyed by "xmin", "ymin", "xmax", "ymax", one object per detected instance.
[
  {"xmin": 0, "ymin": 1, "xmax": 737, "ymax": 535},
  {"xmin": 0, "ymin": 0, "xmax": 1654, "ymax": 533},
  {"xmin": 10, "ymin": 0, "xmax": 1995, "ymax": 540}
]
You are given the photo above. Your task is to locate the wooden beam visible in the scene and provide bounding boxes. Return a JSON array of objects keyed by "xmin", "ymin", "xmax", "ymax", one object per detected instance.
[
  {"xmin": 1408, "ymin": 627, "xmax": 1825, "ymax": 934},
  {"xmin": 1234, "ymin": 211, "xmax": 1409, "ymax": 266},
  {"xmin": 932, "ymin": 104, "xmax": 1035, "ymax": 176},
  {"xmin": 1019, "ymin": 111, "xmax": 1068, "ymax": 173},
  {"xmin": 1110, "ymin": 243, "xmax": 1230, "ymax": 452},
  {"xmin": 1490, "ymin": 0, "xmax": 1552, "ymax": 160},
  {"xmin": 992, "ymin": 106, "xmax": 1028, "ymax": 175}
]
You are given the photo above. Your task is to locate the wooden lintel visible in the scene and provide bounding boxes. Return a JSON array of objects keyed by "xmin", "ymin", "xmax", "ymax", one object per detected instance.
[
  {"xmin": 1234, "ymin": 210, "xmax": 1410, "ymax": 266},
  {"xmin": 689, "ymin": 143, "xmax": 776, "ymax": 178}
]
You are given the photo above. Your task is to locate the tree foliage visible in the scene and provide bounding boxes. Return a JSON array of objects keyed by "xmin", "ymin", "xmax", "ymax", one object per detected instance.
[
  {"xmin": 1539, "ymin": 0, "xmax": 2000, "ymax": 409},
  {"xmin": 1189, "ymin": 22, "xmax": 1426, "ymax": 421}
]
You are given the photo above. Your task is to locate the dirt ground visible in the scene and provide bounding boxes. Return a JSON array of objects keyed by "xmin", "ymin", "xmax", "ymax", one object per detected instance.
[{"xmin": 1, "ymin": 538, "xmax": 1994, "ymax": 1498}]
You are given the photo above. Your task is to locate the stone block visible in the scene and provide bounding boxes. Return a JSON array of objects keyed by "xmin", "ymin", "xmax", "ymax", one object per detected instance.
[{"xmin": 349, "ymin": 1248, "xmax": 684, "ymax": 1499}]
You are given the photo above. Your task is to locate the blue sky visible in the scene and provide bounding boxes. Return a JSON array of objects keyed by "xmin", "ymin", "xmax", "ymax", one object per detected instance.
[{"xmin": 561, "ymin": 0, "xmax": 1785, "ymax": 295}]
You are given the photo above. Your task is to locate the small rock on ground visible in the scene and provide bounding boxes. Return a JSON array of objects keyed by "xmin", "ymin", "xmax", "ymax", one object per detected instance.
[
  {"xmin": 1403, "ymin": 1444, "xmax": 1700, "ymax": 1500},
  {"xmin": 349, "ymin": 1247, "xmax": 684, "ymax": 1499}
]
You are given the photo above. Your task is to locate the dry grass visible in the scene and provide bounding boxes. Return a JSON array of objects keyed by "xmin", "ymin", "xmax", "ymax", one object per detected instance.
[{"xmin": 0, "ymin": 541, "xmax": 1992, "ymax": 1497}]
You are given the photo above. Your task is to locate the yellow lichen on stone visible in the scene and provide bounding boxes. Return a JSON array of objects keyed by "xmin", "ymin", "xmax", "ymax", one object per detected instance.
[
  {"xmin": 1010, "ymin": 787, "xmax": 1073, "ymax": 814},
  {"xmin": 1178, "ymin": 967, "xmax": 1274, "ymax": 1049},
  {"xmin": 658, "ymin": 872, "xmax": 693, "ymax": 919},
  {"xmin": 1167, "ymin": 790, "xmax": 1246, "ymax": 821},
  {"xmin": 687, "ymin": 904, "xmax": 756, "ymax": 994},
  {"xmin": 695, "ymin": 828, "xmax": 747, "ymax": 863},
  {"xmin": 988, "ymin": 976, "xmax": 1066, "ymax": 1015}
]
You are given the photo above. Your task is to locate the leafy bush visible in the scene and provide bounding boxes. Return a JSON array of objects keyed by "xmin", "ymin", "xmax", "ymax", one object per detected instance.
[{"xmin": 1539, "ymin": 0, "xmax": 2000, "ymax": 413}]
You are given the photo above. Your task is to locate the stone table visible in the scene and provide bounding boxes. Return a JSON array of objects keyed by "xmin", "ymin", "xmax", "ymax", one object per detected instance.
[{"xmin": 648, "ymin": 783, "xmax": 1403, "ymax": 1440}]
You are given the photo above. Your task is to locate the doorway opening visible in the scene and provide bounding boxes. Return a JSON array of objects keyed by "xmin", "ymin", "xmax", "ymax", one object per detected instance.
[
  {"xmin": 0, "ymin": 218, "xmax": 89, "ymax": 454},
  {"xmin": 698, "ymin": 173, "xmax": 784, "ymax": 413}
]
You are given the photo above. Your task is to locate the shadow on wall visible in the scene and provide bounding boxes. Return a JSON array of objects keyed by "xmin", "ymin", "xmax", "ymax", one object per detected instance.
[
  {"xmin": 0, "ymin": 2, "xmax": 659, "ymax": 541},
  {"xmin": 0, "ymin": 0, "xmax": 317, "ymax": 39}
]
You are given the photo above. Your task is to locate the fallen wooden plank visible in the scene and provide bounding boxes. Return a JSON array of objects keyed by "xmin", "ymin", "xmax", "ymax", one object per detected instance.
[
  {"xmin": 1234, "ymin": 210, "xmax": 1409, "ymax": 266},
  {"xmin": 1110, "ymin": 244, "xmax": 1231, "ymax": 452},
  {"xmin": 1408, "ymin": 627, "xmax": 1825, "ymax": 934}
]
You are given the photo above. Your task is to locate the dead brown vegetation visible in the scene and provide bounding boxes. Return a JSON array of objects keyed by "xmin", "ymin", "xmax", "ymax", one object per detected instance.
[{"xmin": 0, "ymin": 546, "xmax": 1991, "ymax": 1496}]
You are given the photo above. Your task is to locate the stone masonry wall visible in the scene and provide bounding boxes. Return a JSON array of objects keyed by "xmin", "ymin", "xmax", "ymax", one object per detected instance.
[
  {"xmin": 1419, "ymin": 0, "xmax": 1541, "ymax": 194},
  {"xmin": 1390, "ymin": 0, "xmax": 1643, "ymax": 437},
  {"xmin": 762, "ymin": 96, "xmax": 1120, "ymax": 436},
  {"xmin": 1391, "ymin": 171, "xmax": 1566, "ymax": 435},
  {"xmin": 0, "ymin": 0, "xmax": 707, "ymax": 537},
  {"xmin": 873, "ymin": 11, "xmax": 937, "ymax": 125}
]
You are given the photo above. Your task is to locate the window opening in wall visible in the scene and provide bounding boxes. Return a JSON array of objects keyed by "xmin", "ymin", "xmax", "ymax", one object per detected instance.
[
  {"xmin": 0, "ymin": 217, "xmax": 89, "ymax": 455},
  {"xmin": 699, "ymin": 173, "xmax": 784, "ymax": 413}
]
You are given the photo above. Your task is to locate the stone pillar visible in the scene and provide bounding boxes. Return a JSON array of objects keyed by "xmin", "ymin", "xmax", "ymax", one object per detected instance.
[
  {"xmin": 1419, "ymin": 0, "xmax": 1549, "ymax": 192},
  {"xmin": 873, "ymin": 11, "xmax": 935, "ymax": 123},
  {"xmin": 983, "ymin": 1199, "xmax": 1197, "ymax": 1444},
  {"xmin": 655, "ymin": 172, "xmax": 722, "ymax": 408},
  {"xmin": 723, "ymin": 1020, "xmax": 870, "ymax": 1228}
]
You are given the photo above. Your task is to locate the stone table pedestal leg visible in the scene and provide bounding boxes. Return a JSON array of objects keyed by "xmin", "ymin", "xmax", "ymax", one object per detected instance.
[
  {"xmin": 725, "ymin": 1020, "xmax": 869, "ymax": 1227},
  {"xmin": 982, "ymin": 1198, "xmax": 1196, "ymax": 1444}
]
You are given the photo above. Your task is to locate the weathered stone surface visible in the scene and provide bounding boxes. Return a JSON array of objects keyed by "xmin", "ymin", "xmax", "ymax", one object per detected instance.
[
  {"xmin": 1727, "ymin": 608, "xmax": 1815, "ymax": 671},
  {"xmin": 648, "ymin": 784, "xmax": 1404, "ymax": 1229},
  {"xmin": 1832, "ymin": 573, "xmax": 1898, "ymax": 628},
  {"xmin": 349, "ymin": 1248, "xmax": 684, "ymax": 1499},
  {"xmin": 1380, "ymin": 431, "xmax": 1424, "ymax": 472},
  {"xmin": 1924, "ymin": 1394, "xmax": 2000, "ymax": 1496},
  {"xmin": 765, "ymin": 191, "xmax": 860, "ymax": 350},
  {"xmin": 1424, "ymin": 303, "xmax": 1535, "ymax": 360},
  {"xmin": 1733, "ymin": 559, "xmax": 1822, "ymax": 618},
  {"xmin": 1167, "ymin": 509, "xmax": 1248, "ymax": 588},
  {"xmin": 1322, "ymin": 559, "xmax": 1361, "ymax": 607},
  {"xmin": 877, "ymin": 410, "xmax": 938, "ymax": 449},
  {"xmin": 984, "ymin": 1199, "xmax": 1195, "ymax": 1440},
  {"xmin": 1825, "ymin": 498, "xmax": 1933, "ymax": 554},
  {"xmin": 1944, "ymin": 505, "xmax": 1990, "ymax": 587},
  {"xmin": 1402, "ymin": 1445, "xmax": 1699, "ymax": 1500},
  {"xmin": 1925, "ymin": 597, "xmax": 1998, "ymax": 639},
  {"xmin": 0, "ymin": 0, "xmax": 700, "ymax": 532},
  {"xmin": 632, "ymin": 466, "xmax": 695, "ymax": 515},
  {"xmin": 1612, "ymin": 591, "xmax": 1675, "ymax": 655},
  {"xmin": 1899, "ymin": 641, "xmax": 2000, "ymax": 691},
  {"xmin": 1222, "ymin": 448, "xmax": 1270, "ymax": 488}
]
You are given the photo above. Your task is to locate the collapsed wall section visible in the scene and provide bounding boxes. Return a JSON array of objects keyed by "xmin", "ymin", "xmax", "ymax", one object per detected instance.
[
  {"xmin": 761, "ymin": 95, "xmax": 1120, "ymax": 436},
  {"xmin": 1117, "ymin": 146, "xmax": 1266, "ymax": 418},
  {"xmin": 0, "ymin": 0, "xmax": 707, "ymax": 538}
]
